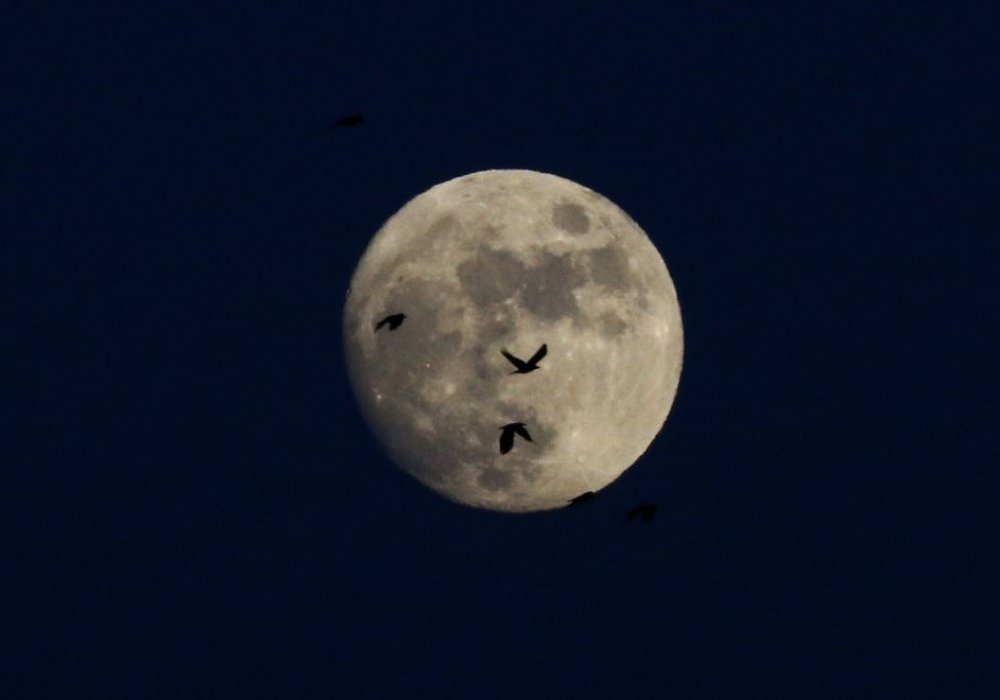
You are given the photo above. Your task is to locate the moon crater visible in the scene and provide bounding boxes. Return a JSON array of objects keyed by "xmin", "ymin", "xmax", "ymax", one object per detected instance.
[{"xmin": 552, "ymin": 202, "xmax": 591, "ymax": 234}]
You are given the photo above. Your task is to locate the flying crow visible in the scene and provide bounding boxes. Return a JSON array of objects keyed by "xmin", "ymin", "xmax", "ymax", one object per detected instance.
[
  {"xmin": 374, "ymin": 313, "xmax": 406, "ymax": 332},
  {"xmin": 500, "ymin": 344, "xmax": 547, "ymax": 374},
  {"xmin": 498, "ymin": 422, "xmax": 532, "ymax": 455},
  {"xmin": 626, "ymin": 503, "xmax": 658, "ymax": 524}
]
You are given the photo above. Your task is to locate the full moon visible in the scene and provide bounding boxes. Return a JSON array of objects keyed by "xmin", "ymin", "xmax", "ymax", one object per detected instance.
[{"xmin": 343, "ymin": 170, "xmax": 683, "ymax": 512}]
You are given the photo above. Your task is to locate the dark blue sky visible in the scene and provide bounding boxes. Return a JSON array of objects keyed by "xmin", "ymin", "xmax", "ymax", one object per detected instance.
[{"xmin": 4, "ymin": 3, "xmax": 997, "ymax": 697}]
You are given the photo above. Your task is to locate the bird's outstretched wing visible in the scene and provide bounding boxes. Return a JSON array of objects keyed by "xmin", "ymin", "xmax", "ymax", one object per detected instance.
[
  {"xmin": 500, "ymin": 349, "xmax": 528, "ymax": 371},
  {"xmin": 527, "ymin": 344, "xmax": 547, "ymax": 366},
  {"xmin": 513, "ymin": 424, "xmax": 533, "ymax": 442},
  {"xmin": 499, "ymin": 428, "xmax": 514, "ymax": 455},
  {"xmin": 374, "ymin": 317, "xmax": 389, "ymax": 331},
  {"xmin": 567, "ymin": 491, "xmax": 595, "ymax": 507}
]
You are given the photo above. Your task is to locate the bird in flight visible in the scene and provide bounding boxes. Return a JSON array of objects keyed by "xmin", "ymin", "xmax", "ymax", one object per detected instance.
[
  {"xmin": 567, "ymin": 491, "xmax": 595, "ymax": 507},
  {"xmin": 498, "ymin": 422, "xmax": 532, "ymax": 455},
  {"xmin": 626, "ymin": 503, "xmax": 658, "ymax": 524},
  {"xmin": 500, "ymin": 344, "xmax": 547, "ymax": 374},
  {"xmin": 374, "ymin": 313, "xmax": 406, "ymax": 332},
  {"xmin": 332, "ymin": 112, "xmax": 365, "ymax": 128}
]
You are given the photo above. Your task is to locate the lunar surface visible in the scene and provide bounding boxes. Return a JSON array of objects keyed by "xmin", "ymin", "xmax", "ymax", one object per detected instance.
[{"xmin": 343, "ymin": 170, "xmax": 683, "ymax": 512}]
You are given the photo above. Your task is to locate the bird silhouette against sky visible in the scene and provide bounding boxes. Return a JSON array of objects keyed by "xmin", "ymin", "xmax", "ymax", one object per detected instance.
[
  {"xmin": 498, "ymin": 422, "xmax": 532, "ymax": 455},
  {"xmin": 332, "ymin": 112, "xmax": 365, "ymax": 128},
  {"xmin": 626, "ymin": 503, "xmax": 658, "ymax": 524},
  {"xmin": 374, "ymin": 313, "xmax": 406, "ymax": 332},
  {"xmin": 567, "ymin": 491, "xmax": 595, "ymax": 507},
  {"xmin": 500, "ymin": 344, "xmax": 547, "ymax": 374}
]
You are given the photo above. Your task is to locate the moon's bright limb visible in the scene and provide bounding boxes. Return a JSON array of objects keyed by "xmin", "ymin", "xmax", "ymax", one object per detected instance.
[{"xmin": 343, "ymin": 170, "xmax": 683, "ymax": 512}]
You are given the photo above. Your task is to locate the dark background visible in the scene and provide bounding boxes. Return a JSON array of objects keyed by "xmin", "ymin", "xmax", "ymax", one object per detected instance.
[{"xmin": 4, "ymin": 3, "xmax": 997, "ymax": 697}]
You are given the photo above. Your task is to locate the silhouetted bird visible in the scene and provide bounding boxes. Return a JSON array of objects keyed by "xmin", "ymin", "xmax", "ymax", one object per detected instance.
[
  {"xmin": 332, "ymin": 113, "xmax": 365, "ymax": 128},
  {"xmin": 500, "ymin": 344, "xmax": 547, "ymax": 374},
  {"xmin": 374, "ymin": 313, "xmax": 406, "ymax": 332},
  {"xmin": 567, "ymin": 491, "xmax": 595, "ymax": 507},
  {"xmin": 498, "ymin": 422, "xmax": 532, "ymax": 455},
  {"xmin": 626, "ymin": 503, "xmax": 658, "ymax": 524}
]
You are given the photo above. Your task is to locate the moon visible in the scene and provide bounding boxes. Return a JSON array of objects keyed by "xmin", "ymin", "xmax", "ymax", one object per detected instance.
[{"xmin": 343, "ymin": 170, "xmax": 683, "ymax": 512}]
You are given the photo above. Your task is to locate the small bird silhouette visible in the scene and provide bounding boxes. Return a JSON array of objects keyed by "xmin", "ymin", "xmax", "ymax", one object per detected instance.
[
  {"xmin": 626, "ymin": 503, "xmax": 658, "ymax": 524},
  {"xmin": 498, "ymin": 422, "xmax": 532, "ymax": 455},
  {"xmin": 500, "ymin": 344, "xmax": 547, "ymax": 374},
  {"xmin": 332, "ymin": 112, "xmax": 365, "ymax": 128},
  {"xmin": 374, "ymin": 313, "xmax": 406, "ymax": 332},
  {"xmin": 567, "ymin": 491, "xmax": 595, "ymax": 507}
]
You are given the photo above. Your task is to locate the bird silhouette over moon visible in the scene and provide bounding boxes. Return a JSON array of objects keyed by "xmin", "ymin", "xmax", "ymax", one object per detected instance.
[
  {"xmin": 500, "ymin": 344, "xmax": 547, "ymax": 374},
  {"xmin": 498, "ymin": 422, "xmax": 533, "ymax": 455},
  {"xmin": 374, "ymin": 313, "xmax": 406, "ymax": 332}
]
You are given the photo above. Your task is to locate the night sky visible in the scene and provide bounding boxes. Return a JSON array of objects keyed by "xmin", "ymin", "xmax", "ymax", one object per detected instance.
[{"xmin": 4, "ymin": 3, "xmax": 997, "ymax": 697}]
